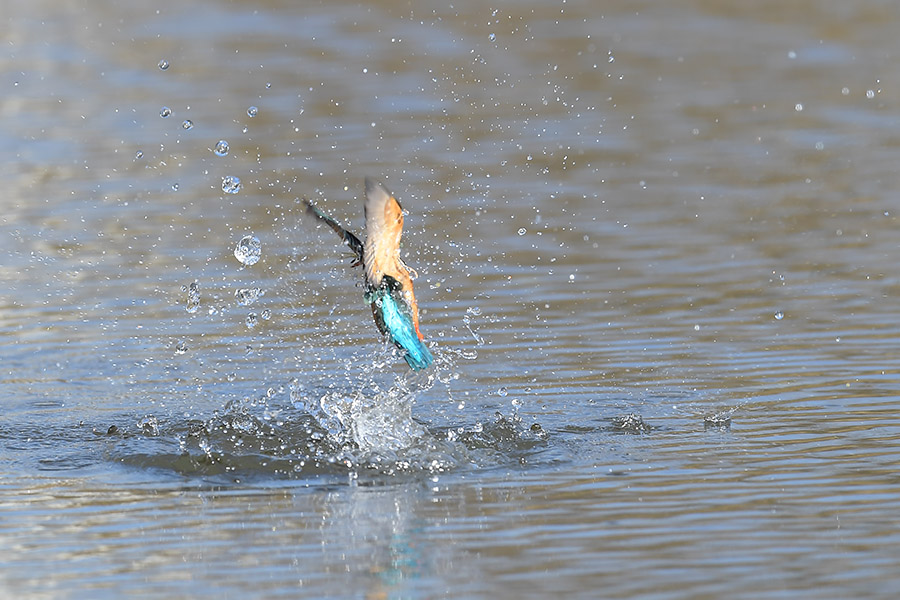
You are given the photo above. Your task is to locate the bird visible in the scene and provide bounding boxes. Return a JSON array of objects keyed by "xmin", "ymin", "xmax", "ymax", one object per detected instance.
[{"xmin": 302, "ymin": 177, "xmax": 433, "ymax": 371}]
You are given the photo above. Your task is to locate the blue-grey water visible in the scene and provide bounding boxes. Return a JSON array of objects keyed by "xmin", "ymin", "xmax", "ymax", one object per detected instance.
[{"xmin": 3, "ymin": 1, "xmax": 900, "ymax": 598}]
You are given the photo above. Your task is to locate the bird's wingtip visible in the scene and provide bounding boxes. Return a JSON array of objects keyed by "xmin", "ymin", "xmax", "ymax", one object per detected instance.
[{"xmin": 365, "ymin": 176, "xmax": 393, "ymax": 200}]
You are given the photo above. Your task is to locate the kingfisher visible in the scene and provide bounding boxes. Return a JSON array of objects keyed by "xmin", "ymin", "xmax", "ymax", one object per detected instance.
[{"xmin": 303, "ymin": 177, "xmax": 434, "ymax": 371}]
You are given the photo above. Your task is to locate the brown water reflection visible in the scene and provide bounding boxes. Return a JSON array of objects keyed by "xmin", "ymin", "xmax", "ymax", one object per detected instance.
[{"xmin": 3, "ymin": 0, "xmax": 900, "ymax": 598}]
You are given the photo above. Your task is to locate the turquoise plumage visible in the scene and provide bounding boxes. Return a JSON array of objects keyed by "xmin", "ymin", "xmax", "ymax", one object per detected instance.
[{"xmin": 366, "ymin": 277, "xmax": 434, "ymax": 371}]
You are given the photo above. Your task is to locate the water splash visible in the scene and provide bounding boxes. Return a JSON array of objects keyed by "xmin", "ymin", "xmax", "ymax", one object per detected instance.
[
  {"xmin": 112, "ymin": 353, "xmax": 546, "ymax": 481},
  {"xmin": 137, "ymin": 415, "xmax": 160, "ymax": 436},
  {"xmin": 288, "ymin": 354, "xmax": 433, "ymax": 454},
  {"xmin": 463, "ymin": 306, "xmax": 485, "ymax": 346}
]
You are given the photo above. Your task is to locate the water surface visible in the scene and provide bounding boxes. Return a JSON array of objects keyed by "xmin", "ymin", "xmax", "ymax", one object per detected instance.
[{"xmin": 3, "ymin": 1, "xmax": 900, "ymax": 598}]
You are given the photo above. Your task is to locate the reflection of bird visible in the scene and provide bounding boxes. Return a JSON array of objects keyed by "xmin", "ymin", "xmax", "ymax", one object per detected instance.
[{"xmin": 303, "ymin": 177, "xmax": 433, "ymax": 371}]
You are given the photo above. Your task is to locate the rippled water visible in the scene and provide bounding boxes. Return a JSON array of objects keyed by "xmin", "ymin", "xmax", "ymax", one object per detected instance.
[{"xmin": 3, "ymin": 1, "xmax": 900, "ymax": 598}]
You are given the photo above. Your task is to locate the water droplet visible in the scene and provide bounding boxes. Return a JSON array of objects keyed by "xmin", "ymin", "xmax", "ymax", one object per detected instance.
[
  {"xmin": 171, "ymin": 183, "xmax": 179, "ymax": 191},
  {"xmin": 175, "ymin": 340, "xmax": 188, "ymax": 354},
  {"xmin": 866, "ymin": 89, "xmax": 875, "ymax": 99},
  {"xmin": 234, "ymin": 235, "xmax": 261, "ymax": 266},
  {"xmin": 489, "ymin": 33, "xmax": 496, "ymax": 41},
  {"xmin": 498, "ymin": 387, "xmax": 508, "ymax": 397},
  {"xmin": 222, "ymin": 175, "xmax": 242, "ymax": 194},
  {"xmin": 794, "ymin": 103, "xmax": 803, "ymax": 112},
  {"xmin": 235, "ymin": 287, "xmax": 261, "ymax": 306},
  {"xmin": 247, "ymin": 106, "xmax": 258, "ymax": 117},
  {"xmin": 182, "ymin": 119, "xmax": 193, "ymax": 130},
  {"xmin": 466, "ymin": 306, "xmax": 482, "ymax": 316},
  {"xmin": 214, "ymin": 140, "xmax": 230, "ymax": 156},
  {"xmin": 158, "ymin": 59, "xmax": 169, "ymax": 71},
  {"xmin": 226, "ymin": 372, "xmax": 237, "ymax": 382},
  {"xmin": 246, "ymin": 312, "xmax": 258, "ymax": 328},
  {"xmin": 134, "ymin": 150, "xmax": 143, "ymax": 160},
  {"xmin": 261, "ymin": 309, "xmax": 271, "ymax": 320},
  {"xmin": 160, "ymin": 106, "xmax": 172, "ymax": 118},
  {"xmin": 774, "ymin": 311, "xmax": 784, "ymax": 320},
  {"xmin": 186, "ymin": 281, "xmax": 201, "ymax": 313},
  {"xmin": 517, "ymin": 228, "xmax": 527, "ymax": 235}
]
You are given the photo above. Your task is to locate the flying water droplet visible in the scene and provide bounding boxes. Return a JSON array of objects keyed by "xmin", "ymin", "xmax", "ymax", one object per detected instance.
[
  {"xmin": 185, "ymin": 281, "xmax": 201, "ymax": 313},
  {"xmin": 774, "ymin": 310, "xmax": 784, "ymax": 320},
  {"xmin": 214, "ymin": 140, "xmax": 230, "ymax": 156},
  {"xmin": 158, "ymin": 59, "xmax": 169, "ymax": 71},
  {"xmin": 234, "ymin": 235, "xmax": 261, "ymax": 266},
  {"xmin": 134, "ymin": 150, "xmax": 143, "ymax": 160},
  {"xmin": 517, "ymin": 228, "xmax": 527, "ymax": 235},
  {"xmin": 497, "ymin": 386, "xmax": 508, "ymax": 397},
  {"xmin": 261, "ymin": 309, "xmax": 271, "ymax": 321},
  {"xmin": 247, "ymin": 106, "xmax": 258, "ymax": 117},
  {"xmin": 160, "ymin": 106, "xmax": 172, "ymax": 118},
  {"xmin": 174, "ymin": 340, "xmax": 188, "ymax": 355},
  {"xmin": 222, "ymin": 175, "xmax": 242, "ymax": 194},
  {"xmin": 246, "ymin": 312, "xmax": 258, "ymax": 328},
  {"xmin": 235, "ymin": 287, "xmax": 261, "ymax": 306},
  {"xmin": 182, "ymin": 119, "xmax": 193, "ymax": 130}
]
